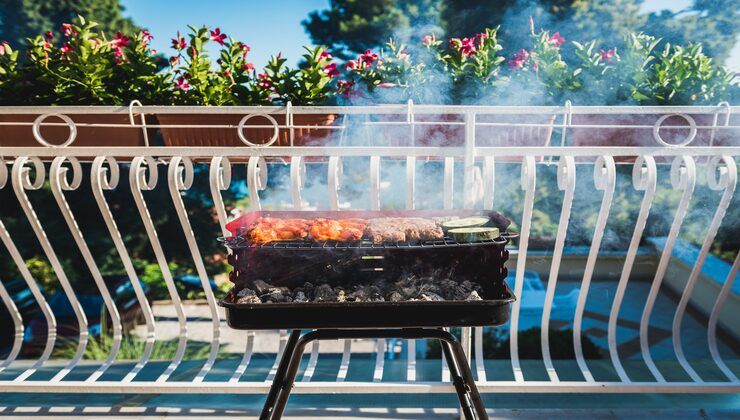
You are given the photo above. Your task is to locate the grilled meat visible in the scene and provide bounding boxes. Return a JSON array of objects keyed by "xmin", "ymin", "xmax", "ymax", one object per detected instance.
[
  {"xmin": 247, "ymin": 217, "xmax": 311, "ymax": 244},
  {"xmin": 308, "ymin": 218, "xmax": 366, "ymax": 242},
  {"xmin": 366, "ymin": 217, "xmax": 444, "ymax": 243}
]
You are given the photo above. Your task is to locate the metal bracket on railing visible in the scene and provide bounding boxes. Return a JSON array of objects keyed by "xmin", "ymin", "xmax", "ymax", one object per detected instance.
[
  {"xmin": 549, "ymin": 100, "xmax": 572, "ymax": 165},
  {"xmin": 32, "ymin": 113, "xmax": 77, "ymax": 147},
  {"xmin": 287, "ymin": 101, "xmax": 294, "ymax": 147},
  {"xmin": 238, "ymin": 113, "xmax": 279, "ymax": 147},
  {"xmin": 407, "ymin": 99, "xmax": 415, "ymax": 147},
  {"xmin": 709, "ymin": 101, "xmax": 732, "ymax": 147},
  {"xmin": 653, "ymin": 113, "xmax": 697, "ymax": 147},
  {"xmin": 128, "ymin": 100, "xmax": 150, "ymax": 147}
]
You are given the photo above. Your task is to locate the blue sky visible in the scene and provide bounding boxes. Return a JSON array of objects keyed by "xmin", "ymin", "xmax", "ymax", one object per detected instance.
[{"xmin": 121, "ymin": 0, "xmax": 738, "ymax": 70}]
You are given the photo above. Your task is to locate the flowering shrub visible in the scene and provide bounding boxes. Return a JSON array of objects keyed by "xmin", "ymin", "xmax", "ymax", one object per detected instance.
[
  {"xmin": 260, "ymin": 46, "xmax": 337, "ymax": 105},
  {"xmin": 167, "ymin": 25, "xmax": 267, "ymax": 105},
  {"xmin": 20, "ymin": 16, "xmax": 168, "ymax": 105},
  {"xmin": 342, "ymin": 40, "xmax": 425, "ymax": 102},
  {"xmin": 0, "ymin": 15, "xmax": 735, "ymax": 107}
]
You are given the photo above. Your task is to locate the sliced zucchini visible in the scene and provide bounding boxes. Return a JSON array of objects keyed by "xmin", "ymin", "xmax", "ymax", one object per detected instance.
[
  {"xmin": 441, "ymin": 216, "xmax": 490, "ymax": 230},
  {"xmin": 448, "ymin": 227, "xmax": 500, "ymax": 242}
]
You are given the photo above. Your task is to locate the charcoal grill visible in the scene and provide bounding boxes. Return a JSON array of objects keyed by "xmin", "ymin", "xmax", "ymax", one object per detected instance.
[{"xmin": 218, "ymin": 210, "xmax": 515, "ymax": 419}]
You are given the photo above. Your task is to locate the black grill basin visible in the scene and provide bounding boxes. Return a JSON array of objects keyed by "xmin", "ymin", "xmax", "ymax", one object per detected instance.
[{"xmin": 220, "ymin": 283, "xmax": 515, "ymax": 330}]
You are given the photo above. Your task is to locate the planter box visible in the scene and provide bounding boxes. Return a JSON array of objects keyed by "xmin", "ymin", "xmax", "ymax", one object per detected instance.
[
  {"xmin": 572, "ymin": 113, "xmax": 738, "ymax": 149},
  {"xmin": 157, "ymin": 113, "xmax": 338, "ymax": 147},
  {"xmin": 0, "ymin": 114, "xmax": 151, "ymax": 147}
]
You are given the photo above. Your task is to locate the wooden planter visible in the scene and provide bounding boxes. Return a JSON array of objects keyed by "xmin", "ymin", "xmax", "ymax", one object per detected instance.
[
  {"xmin": 0, "ymin": 114, "xmax": 151, "ymax": 147},
  {"xmin": 157, "ymin": 113, "xmax": 338, "ymax": 147}
]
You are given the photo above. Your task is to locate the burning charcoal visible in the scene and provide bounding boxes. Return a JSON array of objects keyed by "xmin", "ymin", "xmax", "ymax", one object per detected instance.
[
  {"xmin": 418, "ymin": 292, "xmax": 445, "ymax": 301},
  {"xmin": 466, "ymin": 290, "xmax": 482, "ymax": 301},
  {"xmin": 261, "ymin": 289, "xmax": 289, "ymax": 303},
  {"xmin": 348, "ymin": 288, "xmax": 369, "ymax": 302},
  {"xmin": 313, "ymin": 284, "xmax": 337, "ymax": 302},
  {"xmin": 253, "ymin": 279, "xmax": 275, "ymax": 295},
  {"xmin": 337, "ymin": 289, "xmax": 347, "ymax": 303},
  {"xmin": 293, "ymin": 291, "xmax": 308, "ymax": 302},
  {"xmin": 388, "ymin": 291, "xmax": 403, "ymax": 302},
  {"xmin": 235, "ymin": 288, "xmax": 261, "ymax": 304},
  {"xmin": 302, "ymin": 282, "xmax": 315, "ymax": 299},
  {"xmin": 369, "ymin": 292, "xmax": 385, "ymax": 302},
  {"xmin": 268, "ymin": 286, "xmax": 291, "ymax": 296},
  {"xmin": 460, "ymin": 280, "xmax": 481, "ymax": 293}
]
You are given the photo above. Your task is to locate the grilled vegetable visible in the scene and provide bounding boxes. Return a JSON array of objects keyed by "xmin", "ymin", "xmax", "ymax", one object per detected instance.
[
  {"xmin": 448, "ymin": 227, "xmax": 499, "ymax": 242},
  {"xmin": 441, "ymin": 217, "xmax": 490, "ymax": 230}
]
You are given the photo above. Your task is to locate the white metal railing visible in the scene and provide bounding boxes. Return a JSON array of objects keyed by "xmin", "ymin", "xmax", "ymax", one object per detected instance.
[{"xmin": 0, "ymin": 104, "xmax": 737, "ymax": 396}]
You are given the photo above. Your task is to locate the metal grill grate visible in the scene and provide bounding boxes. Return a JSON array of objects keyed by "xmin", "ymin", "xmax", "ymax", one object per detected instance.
[{"xmin": 222, "ymin": 235, "xmax": 511, "ymax": 250}]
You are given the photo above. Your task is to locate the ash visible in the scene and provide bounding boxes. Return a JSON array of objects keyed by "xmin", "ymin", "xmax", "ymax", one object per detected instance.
[{"xmin": 234, "ymin": 276, "xmax": 484, "ymax": 304}]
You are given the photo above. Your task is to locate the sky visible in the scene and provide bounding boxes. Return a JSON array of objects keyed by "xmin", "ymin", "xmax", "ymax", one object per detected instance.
[{"xmin": 121, "ymin": 0, "xmax": 739, "ymax": 70}]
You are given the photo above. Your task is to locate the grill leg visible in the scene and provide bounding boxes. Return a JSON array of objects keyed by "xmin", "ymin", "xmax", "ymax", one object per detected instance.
[
  {"xmin": 270, "ymin": 330, "xmax": 322, "ymax": 419},
  {"xmin": 437, "ymin": 331, "xmax": 488, "ymax": 420},
  {"xmin": 260, "ymin": 330, "xmax": 301, "ymax": 420}
]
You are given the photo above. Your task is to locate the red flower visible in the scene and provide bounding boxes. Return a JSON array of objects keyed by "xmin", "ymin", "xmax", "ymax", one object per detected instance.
[
  {"xmin": 242, "ymin": 62, "xmax": 254, "ymax": 71},
  {"xmin": 421, "ymin": 34, "xmax": 436, "ymax": 47},
  {"xmin": 239, "ymin": 42, "xmax": 250, "ymax": 56},
  {"xmin": 171, "ymin": 33, "xmax": 187, "ymax": 50},
  {"xmin": 60, "ymin": 43, "xmax": 73, "ymax": 54},
  {"xmin": 174, "ymin": 76, "xmax": 190, "ymax": 90},
  {"xmin": 345, "ymin": 59, "xmax": 358, "ymax": 70},
  {"xmin": 210, "ymin": 28, "xmax": 227, "ymax": 45},
  {"xmin": 110, "ymin": 32, "xmax": 130, "ymax": 56},
  {"xmin": 0, "ymin": 43, "xmax": 6, "ymax": 56},
  {"xmin": 548, "ymin": 32, "xmax": 565, "ymax": 47},
  {"xmin": 337, "ymin": 79, "xmax": 355, "ymax": 97},
  {"xmin": 377, "ymin": 82, "xmax": 397, "ymax": 88},
  {"xmin": 508, "ymin": 49, "xmax": 530, "ymax": 70},
  {"xmin": 359, "ymin": 49, "xmax": 378, "ymax": 66},
  {"xmin": 61, "ymin": 23, "xmax": 77, "ymax": 37},
  {"xmin": 320, "ymin": 50, "xmax": 333, "ymax": 60},
  {"xmin": 323, "ymin": 62, "xmax": 339, "ymax": 78},
  {"xmin": 600, "ymin": 48, "xmax": 615, "ymax": 62},
  {"xmin": 169, "ymin": 56, "xmax": 180, "ymax": 65},
  {"xmin": 44, "ymin": 31, "xmax": 53, "ymax": 41},
  {"xmin": 258, "ymin": 73, "xmax": 274, "ymax": 91},
  {"xmin": 141, "ymin": 30, "xmax": 153, "ymax": 44},
  {"xmin": 475, "ymin": 32, "xmax": 488, "ymax": 48},
  {"xmin": 399, "ymin": 50, "xmax": 410, "ymax": 61},
  {"xmin": 450, "ymin": 37, "xmax": 477, "ymax": 57}
]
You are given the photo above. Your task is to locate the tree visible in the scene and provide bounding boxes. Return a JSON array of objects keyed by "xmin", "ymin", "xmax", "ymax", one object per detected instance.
[
  {"xmin": 303, "ymin": 0, "xmax": 737, "ymax": 64},
  {"xmin": 0, "ymin": 0, "xmax": 141, "ymax": 49}
]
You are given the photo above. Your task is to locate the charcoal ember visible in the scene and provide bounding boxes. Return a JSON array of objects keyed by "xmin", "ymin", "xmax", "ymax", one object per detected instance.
[
  {"xmin": 261, "ymin": 289, "xmax": 290, "ymax": 303},
  {"xmin": 348, "ymin": 288, "xmax": 369, "ymax": 302},
  {"xmin": 336, "ymin": 289, "xmax": 347, "ymax": 303},
  {"xmin": 235, "ymin": 288, "xmax": 261, "ymax": 304},
  {"xmin": 460, "ymin": 280, "xmax": 481, "ymax": 293},
  {"xmin": 313, "ymin": 284, "xmax": 337, "ymax": 302},
  {"xmin": 293, "ymin": 291, "xmax": 308, "ymax": 303},
  {"xmin": 369, "ymin": 292, "xmax": 385, "ymax": 302},
  {"xmin": 302, "ymin": 282, "xmax": 315, "ymax": 299},
  {"xmin": 387, "ymin": 291, "xmax": 403, "ymax": 302},
  {"xmin": 466, "ymin": 290, "xmax": 482, "ymax": 301},
  {"xmin": 418, "ymin": 292, "xmax": 444, "ymax": 301},
  {"xmin": 252, "ymin": 279, "xmax": 275, "ymax": 295},
  {"xmin": 417, "ymin": 281, "xmax": 443, "ymax": 296}
]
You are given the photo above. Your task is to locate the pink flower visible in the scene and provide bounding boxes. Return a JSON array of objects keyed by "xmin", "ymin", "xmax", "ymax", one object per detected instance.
[
  {"xmin": 150, "ymin": 49, "xmax": 157, "ymax": 54},
  {"xmin": 345, "ymin": 59, "xmax": 358, "ymax": 70},
  {"xmin": 377, "ymin": 82, "xmax": 396, "ymax": 88},
  {"xmin": 337, "ymin": 79, "xmax": 355, "ymax": 97},
  {"xmin": 258, "ymin": 73, "xmax": 274, "ymax": 91},
  {"xmin": 44, "ymin": 31, "xmax": 53, "ymax": 41},
  {"xmin": 359, "ymin": 49, "xmax": 378, "ymax": 66},
  {"xmin": 533, "ymin": 60, "xmax": 539, "ymax": 70},
  {"xmin": 450, "ymin": 37, "xmax": 476, "ymax": 57},
  {"xmin": 323, "ymin": 62, "xmax": 339, "ymax": 78},
  {"xmin": 238, "ymin": 42, "xmax": 250, "ymax": 56},
  {"xmin": 61, "ymin": 23, "xmax": 77, "ymax": 37},
  {"xmin": 210, "ymin": 28, "xmax": 226, "ymax": 45},
  {"xmin": 60, "ymin": 43, "xmax": 73, "ymax": 54},
  {"xmin": 242, "ymin": 62, "xmax": 254, "ymax": 71},
  {"xmin": 548, "ymin": 32, "xmax": 565, "ymax": 47},
  {"xmin": 171, "ymin": 33, "xmax": 187, "ymax": 50},
  {"xmin": 475, "ymin": 32, "xmax": 488, "ymax": 48},
  {"xmin": 141, "ymin": 30, "xmax": 153, "ymax": 44},
  {"xmin": 320, "ymin": 50, "xmax": 333, "ymax": 60},
  {"xmin": 600, "ymin": 48, "xmax": 615, "ymax": 62},
  {"xmin": 421, "ymin": 34, "xmax": 436, "ymax": 47},
  {"xmin": 169, "ymin": 56, "xmax": 180, "ymax": 65},
  {"xmin": 508, "ymin": 49, "xmax": 530, "ymax": 70},
  {"xmin": 399, "ymin": 50, "xmax": 410, "ymax": 61},
  {"xmin": 174, "ymin": 76, "xmax": 190, "ymax": 90},
  {"xmin": 0, "ymin": 43, "xmax": 5, "ymax": 56},
  {"xmin": 110, "ymin": 32, "xmax": 130, "ymax": 56}
]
